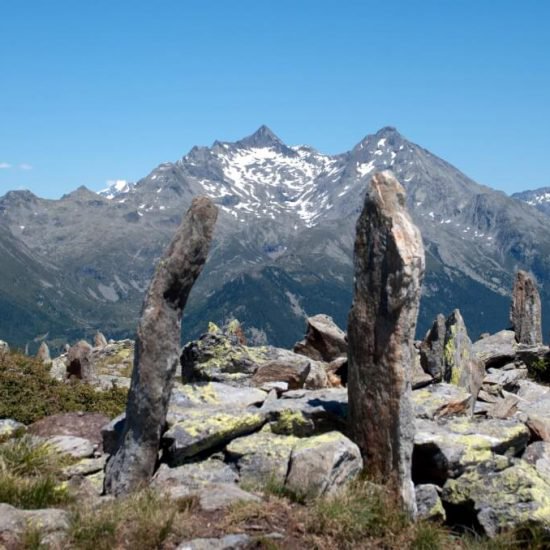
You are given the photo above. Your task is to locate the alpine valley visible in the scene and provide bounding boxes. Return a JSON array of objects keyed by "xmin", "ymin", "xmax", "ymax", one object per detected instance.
[{"xmin": 1, "ymin": 126, "xmax": 549, "ymax": 350}]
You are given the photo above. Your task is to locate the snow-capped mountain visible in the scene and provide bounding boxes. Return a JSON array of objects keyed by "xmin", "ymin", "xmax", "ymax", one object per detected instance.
[
  {"xmin": 0, "ymin": 125, "xmax": 549, "ymax": 349},
  {"xmin": 512, "ymin": 187, "xmax": 550, "ymax": 216},
  {"xmin": 99, "ymin": 180, "xmax": 135, "ymax": 199}
]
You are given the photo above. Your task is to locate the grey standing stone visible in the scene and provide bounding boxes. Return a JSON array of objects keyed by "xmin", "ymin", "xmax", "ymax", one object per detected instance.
[
  {"xmin": 94, "ymin": 331, "xmax": 108, "ymax": 348},
  {"xmin": 347, "ymin": 171, "xmax": 425, "ymax": 518},
  {"xmin": 510, "ymin": 270, "xmax": 543, "ymax": 345},
  {"xmin": 66, "ymin": 340, "xmax": 94, "ymax": 382},
  {"xmin": 419, "ymin": 314, "xmax": 447, "ymax": 381},
  {"xmin": 36, "ymin": 341, "xmax": 51, "ymax": 364},
  {"xmin": 104, "ymin": 196, "xmax": 218, "ymax": 495}
]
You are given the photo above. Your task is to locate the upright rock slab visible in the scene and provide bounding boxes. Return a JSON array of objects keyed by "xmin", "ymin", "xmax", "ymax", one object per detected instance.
[
  {"xmin": 510, "ymin": 270, "xmax": 543, "ymax": 345},
  {"xmin": 347, "ymin": 171, "xmax": 425, "ymax": 517},
  {"xmin": 104, "ymin": 196, "xmax": 218, "ymax": 495}
]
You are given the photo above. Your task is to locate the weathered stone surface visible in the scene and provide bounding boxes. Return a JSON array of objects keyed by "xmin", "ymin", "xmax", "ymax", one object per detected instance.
[
  {"xmin": 261, "ymin": 388, "xmax": 348, "ymax": 433},
  {"xmin": 482, "ymin": 367, "xmax": 528, "ymax": 396},
  {"xmin": 510, "ymin": 270, "xmax": 543, "ymax": 346},
  {"xmin": 412, "ymin": 383, "xmax": 471, "ymax": 420},
  {"xmin": 285, "ymin": 431, "xmax": 363, "ymax": 498},
  {"xmin": 176, "ymin": 534, "xmax": 253, "ymax": 550},
  {"xmin": 166, "ymin": 482, "xmax": 260, "ymax": 511},
  {"xmin": 303, "ymin": 360, "xmax": 330, "ymax": 389},
  {"xmin": 0, "ymin": 419, "xmax": 25, "ymax": 439},
  {"xmin": 226, "ymin": 430, "xmax": 297, "ymax": 487},
  {"xmin": 515, "ymin": 384, "xmax": 550, "ymax": 442},
  {"xmin": 29, "ymin": 412, "xmax": 110, "ymax": 452},
  {"xmin": 347, "ymin": 171, "xmax": 425, "ymax": 516},
  {"xmin": 0, "ymin": 504, "xmax": 68, "ymax": 546},
  {"xmin": 413, "ymin": 417, "xmax": 530, "ymax": 484},
  {"xmin": 489, "ymin": 394, "xmax": 519, "ymax": 419},
  {"xmin": 443, "ymin": 310, "xmax": 484, "ymax": 405},
  {"xmin": 442, "ymin": 460, "xmax": 550, "ymax": 537},
  {"xmin": 415, "ymin": 484, "xmax": 446, "ymax": 522},
  {"xmin": 472, "ymin": 330, "xmax": 517, "ymax": 369},
  {"xmin": 326, "ymin": 356, "xmax": 347, "ymax": 387},
  {"xmin": 45, "ymin": 435, "xmax": 96, "ymax": 459},
  {"xmin": 412, "ymin": 346, "xmax": 433, "ymax": 389},
  {"xmin": 94, "ymin": 331, "xmax": 108, "ymax": 348},
  {"xmin": 523, "ymin": 441, "xmax": 550, "ymax": 482},
  {"xmin": 62, "ymin": 456, "xmax": 107, "ymax": 479},
  {"xmin": 163, "ymin": 408, "xmax": 265, "ymax": 465},
  {"xmin": 36, "ymin": 341, "xmax": 51, "ymax": 364},
  {"xmin": 49, "ymin": 356, "xmax": 67, "ymax": 381},
  {"xmin": 152, "ymin": 460, "xmax": 238, "ymax": 489},
  {"xmin": 251, "ymin": 359, "xmax": 310, "ymax": 390},
  {"xmin": 419, "ymin": 314, "xmax": 447, "ymax": 381},
  {"xmin": 293, "ymin": 314, "xmax": 347, "ymax": 363},
  {"xmin": 66, "ymin": 340, "xmax": 94, "ymax": 381},
  {"xmin": 104, "ymin": 196, "xmax": 218, "ymax": 495}
]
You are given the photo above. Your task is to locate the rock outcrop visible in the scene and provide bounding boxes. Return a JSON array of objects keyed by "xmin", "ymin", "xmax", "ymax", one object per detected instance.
[
  {"xmin": 104, "ymin": 196, "xmax": 218, "ymax": 495},
  {"xmin": 66, "ymin": 340, "xmax": 94, "ymax": 382},
  {"xmin": 36, "ymin": 341, "xmax": 51, "ymax": 364},
  {"xmin": 347, "ymin": 171, "xmax": 425, "ymax": 517},
  {"xmin": 293, "ymin": 314, "xmax": 347, "ymax": 363},
  {"xmin": 510, "ymin": 270, "xmax": 543, "ymax": 345}
]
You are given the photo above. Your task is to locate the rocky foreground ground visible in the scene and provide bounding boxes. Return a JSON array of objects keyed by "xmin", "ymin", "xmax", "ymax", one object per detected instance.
[{"xmin": 1, "ymin": 313, "xmax": 550, "ymax": 548}]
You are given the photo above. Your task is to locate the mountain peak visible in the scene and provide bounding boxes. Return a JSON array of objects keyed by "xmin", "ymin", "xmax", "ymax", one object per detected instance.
[{"xmin": 236, "ymin": 125, "xmax": 284, "ymax": 148}]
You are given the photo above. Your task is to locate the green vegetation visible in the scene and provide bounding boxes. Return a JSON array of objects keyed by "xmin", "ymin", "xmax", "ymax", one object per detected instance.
[
  {"xmin": 527, "ymin": 357, "xmax": 550, "ymax": 384},
  {"xmin": 0, "ymin": 436, "xmax": 71, "ymax": 509},
  {"xmin": 0, "ymin": 351, "xmax": 127, "ymax": 424}
]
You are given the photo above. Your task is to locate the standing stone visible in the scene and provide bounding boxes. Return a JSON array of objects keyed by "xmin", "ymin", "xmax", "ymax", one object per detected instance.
[
  {"xmin": 94, "ymin": 331, "xmax": 108, "ymax": 348},
  {"xmin": 104, "ymin": 197, "xmax": 218, "ymax": 496},
  {"xmin": 36, "ymin": 342, "xmax": 51, "ymax": 364},
  {"xmin": 510, "ymin": 270, "xmax": 543, "ymax": 346},
  {"xmin": 347, "ymin": 171, "xmax": 425, "ymax": 518},
  {"xmin": 66, "ymin": 341, "xmax": 94, "ymax": 382},
  {"xmin": 419, "ymin": 314, "xmax": 447, "ymax": 381},
  {"xmin": 443, "ymin": 309, "xmax": 484, "ymax": 407}
]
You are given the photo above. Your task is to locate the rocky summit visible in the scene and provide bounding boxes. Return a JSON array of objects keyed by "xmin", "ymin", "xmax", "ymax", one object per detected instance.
[{"xmin": 0, "ymin": 126, "xmax": 549, "ymax": 350}]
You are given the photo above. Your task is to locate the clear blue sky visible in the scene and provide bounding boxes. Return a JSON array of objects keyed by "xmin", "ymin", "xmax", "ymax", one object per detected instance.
[{"xmin": 1, "ymin": 0, "xmax": 549, "ymax": 199}]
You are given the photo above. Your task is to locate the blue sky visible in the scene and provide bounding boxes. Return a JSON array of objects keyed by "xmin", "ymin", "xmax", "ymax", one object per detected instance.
[{"xmin": 1, "ymin": 0, "xmax": 549, "ymax": 199}]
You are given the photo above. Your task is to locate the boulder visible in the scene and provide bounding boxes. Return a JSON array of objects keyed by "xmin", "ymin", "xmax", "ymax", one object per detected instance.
[
  {"xmin": 510, "ymin": 270, "xmax": 543, "ymax": 346},
  {"xmin": 412, "ymin": 383, "xmax": 471, "ymax": 420},
  {"xmin": 515, "ymin": 383, "xmax": 550, "ymax": 441},
  {"xmin": 285, "ymin": 431, "xmax": 363, "ymax": 498},
  {"xmin": 251, "ymin": 359, "xmax": 310, "ymax": 390},
  {"xmin": 28, "ymin": 412, "xmax": 110, "ymax": 452},
  {"xmin": 415, "ymin": 484, "xmax": 446, "ymax": 522},
  {"xmin": 442, "ymin": 459, "xmax": 550, "ymax": 537},
  {"xmin": 472, "ymin": 330, "xmax": 517, "ymax": 369},
  {"xmin": 347, "ymin": 171, "xmax": 425, "ymax": 517},
  {"xmin": 293, "ymin": 314, "xmax": 347, "ymax": 363},
  {"xmin": 163, "ymin": 408, "xmax": 266, "ymax": 465},
  {"xmin": 0, "ymin": 340, "xmax": 9, "ymax": 356},
  {"xmin": 45, "ymin": 435, "xmax": 96, "ymax": 459},
  {"xmin": 482, "ymin": 367, "xmax": 528, "ymax": 396},
  {"xmin": 94, "ymin": 331, "xmax": 108, "ymax": 348},
  {"xmin": 413, "ymin": 416, "xmax": 530, "ymax": 484},
  {"xmin": 152, "ymin": 460, "xmax": 238, "ymax": 489},
  {"xmin": 225, "ymin": 430, "xmax": 297, "ymax": 487},
  {"xmin": 522, "ymin": 441, "xmax": 550, "ymax": 482},
  {"xmin": 105, "ymin": 197, "xmax": 218, "ymax": 495}
]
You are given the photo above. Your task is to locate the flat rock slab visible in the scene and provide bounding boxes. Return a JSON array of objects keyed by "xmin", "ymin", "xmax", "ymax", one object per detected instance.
[
  {"xmin": 413, "ymin": 416, "xmax": 530, "ymax": 484},
  {"xmin": 0, "ymin": 503, "xmax": 68, "ymax": 546},
  {"xmin": 226, "ymin": 430, "xmax": 298, "ymax": 487},
  {"xmin": 412, "ymin": 383, "xmax": 471, "ymax": 419},
  {"xmin": 152, "ymin": 460, "xmax": 238, "ymax": 489},
  {"xmin": 163, "ymin": 408, "xmax": 266, "ymax": 464},
  {"xmin": 29, "ymin": 412, "xmax": 110, "ymax": 451},
  {"xmin": 45, "ymin": 435, "xmax": 96, "ymax": 459},
  {"xmin": 62, "ymin": 456, "xmax": 107, "ymax": 479},
  {"xmin": 177, "ymin": 534, "xmax": 254, "ymax": 550},
  {"xmin": 166, "ymin": 482, "xmax": 260, "ymax": 511},
  {"xmin": 285, "ymin": 431, "xmax": 363, "ymax": 498},
  {"xmin": 472, "ymin": 331, "xmax": 517, "ymax": 369},
  {"xmin": 442, "ymin": 459, "xmax": 550, "ymax": 537}
]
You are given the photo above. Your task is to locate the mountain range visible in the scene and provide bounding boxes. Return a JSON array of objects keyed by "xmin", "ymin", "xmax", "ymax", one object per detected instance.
[{"xmin": 0, "ymin": 126, "xmax": 549, "ymax": 351}]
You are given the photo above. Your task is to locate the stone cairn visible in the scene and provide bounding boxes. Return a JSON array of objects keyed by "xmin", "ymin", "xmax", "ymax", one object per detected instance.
[
  {"xmin": 104, "ymin": 196, "xmax": 218, "ymax": 496},
  {"xmin": 347, "ymin": 171, "xmax": 425, "ymax": 517},
  {"xmin": 510, "ymin": 270, "xmax": 543, "ymax": 346}
]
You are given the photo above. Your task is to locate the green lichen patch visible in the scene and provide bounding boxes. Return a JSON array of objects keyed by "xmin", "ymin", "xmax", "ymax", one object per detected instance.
[{"xmin": 270, "ymin": 409, "xmax": 315, "ymax": 437}]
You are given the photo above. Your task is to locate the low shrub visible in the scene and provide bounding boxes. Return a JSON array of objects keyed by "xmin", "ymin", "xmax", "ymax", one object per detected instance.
[{"xmin": 0, "ymin": 351, "xmax": 127, "ymax": 424}]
